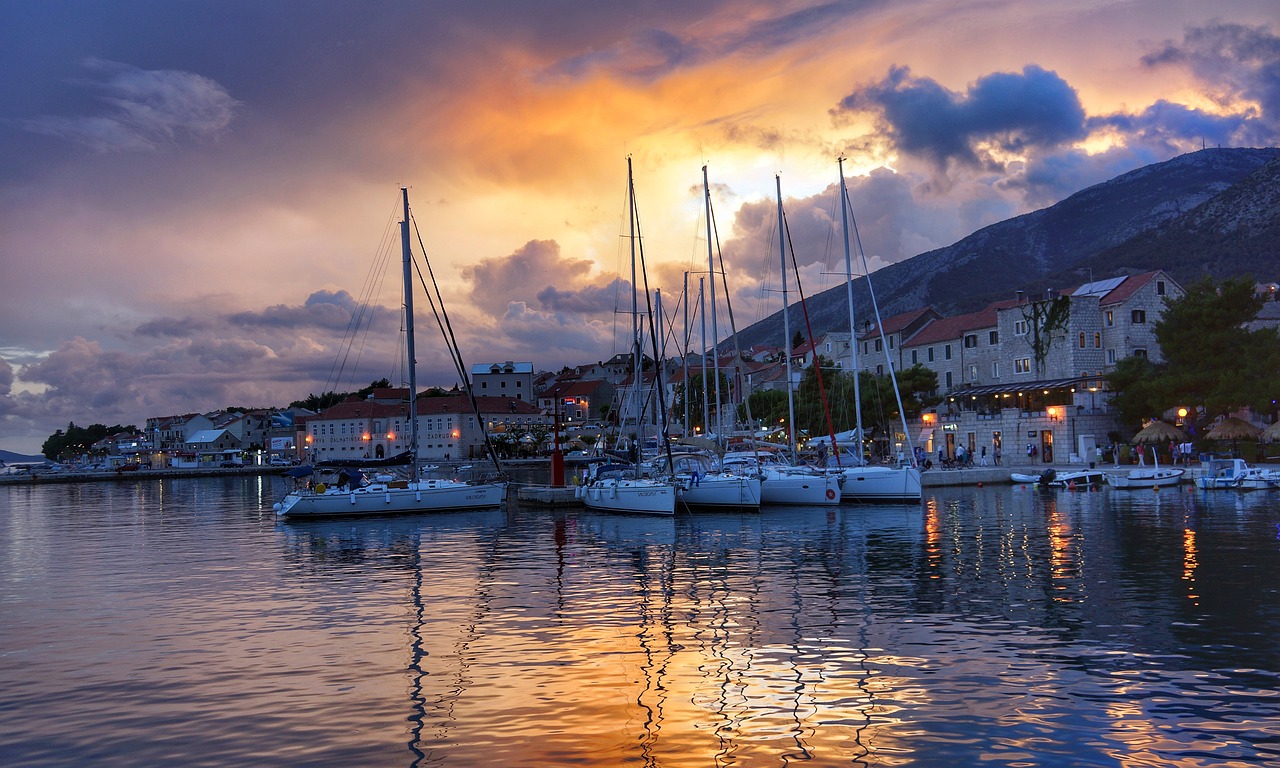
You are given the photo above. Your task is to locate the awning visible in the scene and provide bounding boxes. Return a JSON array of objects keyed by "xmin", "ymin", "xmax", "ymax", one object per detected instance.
[
  {"xmin": 953, "ymin": 376, "xmax": 1089, "ymax": 398},
  {"xmin": 918, "ymin": 428, "xmax": 935, "ymax": 443}
]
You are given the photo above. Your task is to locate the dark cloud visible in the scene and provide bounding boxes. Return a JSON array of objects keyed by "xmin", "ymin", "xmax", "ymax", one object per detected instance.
[
  {"xmin": 1090, "ymin": 100, "xmax": 1264, "ymax": 150},
  {"xmin": 537, "ymin": 279, "xmax": 630, "ymax": 314},
  {"xmin": 838, "ymin": 64, "xmax": 1087, "ymax": 169},
  {"xmin": 17, "ymin": 58, "xmax": 239, "ymax": 152},
  {"xmin": 463, "ymin": 240, "xmax": 601, "ymax": 315},
  {"xmin": 1140, "ymin": 21, "xmax": 1280, "ymax": 140},
  {"xmin": 0, "ymin": 357, "xmax": 12, "ymax": 396}
]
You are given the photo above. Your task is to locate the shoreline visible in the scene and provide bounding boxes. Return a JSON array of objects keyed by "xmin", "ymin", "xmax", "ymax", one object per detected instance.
[{"xmin": 0, "ymin": 458, "xmax": 1208, "ymax": 489}]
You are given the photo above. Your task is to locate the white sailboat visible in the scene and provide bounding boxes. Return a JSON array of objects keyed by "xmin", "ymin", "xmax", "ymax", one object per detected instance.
[
  {"xmin": 826, "ymin": 158, "xmax": 923, "ymax": 503},
  {"xmin": 275, "ymin": 188, "xmax": 506, "ymax": 519},
  {"xmin": 577, "ymin": 159, "xmax": 678, "ymax": 516},
  {"xmin": 753, "ymin": 174, "xmax": 842, "ymax": 507}
]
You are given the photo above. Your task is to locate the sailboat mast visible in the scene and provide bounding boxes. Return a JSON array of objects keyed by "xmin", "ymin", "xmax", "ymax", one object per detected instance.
[
  {"xmin": 703, "ymin": 165, "xmax": 723, "ymax": 440},
  {"xmin": 682, "ymin": 271, "xmax": 690, "ymax": 435},
  {"xmin": 838, "ymin": 159, "xmax": 865, "ymax": 460},
  {"xmin": 699, "ymin": 277, "xmax": 710, "ymax": 435},
  {"xmin": 628, "ymin": 158, "xmax": 642, "ymax": 456},
  {"xmin": 776, "ymin": 175, "xmax": 798, "ymax": 461},
  {"xmin": 401, "ymin": 187, "xmax": 419, "ymax": 476}
]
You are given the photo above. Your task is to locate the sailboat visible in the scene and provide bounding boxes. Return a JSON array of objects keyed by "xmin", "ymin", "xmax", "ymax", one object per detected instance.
[
  {"xmin": 664, "ymin": 166, "xmax": 763, "ymax": 511},
  {"xmin": 274, "ymin": 188, "xmax": 506, "ymax": 519},
  {"xmin": 825, "ymin": 159, "xmax": 923, "ymax": 503},
  {"xmin": 726, "ymin": 175, "xmax": 841, "ymax": 507},
  {"xmin": 577, "ymin": 159, "xmax": 679, "ymax": 516}
]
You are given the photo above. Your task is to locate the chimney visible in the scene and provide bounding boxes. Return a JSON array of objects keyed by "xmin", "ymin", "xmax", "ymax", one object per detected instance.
[{"xmin": 1016, "ymin": 290, "xmax": 1024, "ymax": 304}]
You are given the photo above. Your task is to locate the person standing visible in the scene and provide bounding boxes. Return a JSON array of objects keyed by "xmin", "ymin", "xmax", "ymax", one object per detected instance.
[{"xmin": 980, "ymin": 446, "xmax": 988, "ymax": 466}]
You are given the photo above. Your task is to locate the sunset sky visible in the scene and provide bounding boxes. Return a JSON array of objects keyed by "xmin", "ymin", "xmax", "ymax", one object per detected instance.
[{"xmin": 2, "ymin": 1, "xmax": 1278, "ymax": 454}]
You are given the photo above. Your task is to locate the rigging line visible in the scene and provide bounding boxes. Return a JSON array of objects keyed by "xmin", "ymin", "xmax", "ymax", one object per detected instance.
[
  {"xmin": 783, "ymin": 211, "xmax": 840, "ymax": 452},
  {"xmin": 843, "ymin": 183, "xmax": 916, "ymax": 460},
  {"xmin": 409, "ymin": 215, "xmax": 504, "ymax": 476},
  {"xmin": 632, "ymin": 181, "xmax": 676, "ymax": 470},
  {"xmin": 325, "ymin": 200, "xmax": 399, "ymax": 395},
  {"xmin": 708, "ymin": 193, "xmax": 754, "ymax": 431}
]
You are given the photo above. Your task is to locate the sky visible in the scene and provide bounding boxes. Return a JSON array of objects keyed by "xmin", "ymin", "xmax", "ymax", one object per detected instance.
[{"xmin": 2, "ymin": 1, "xmax": 1278, "ymax": 455}]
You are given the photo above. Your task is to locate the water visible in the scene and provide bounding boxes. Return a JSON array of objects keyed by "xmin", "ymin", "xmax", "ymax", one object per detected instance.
[{"xmin": 2, "ymin": 476, "xmax": 1278, "ymax": 767}]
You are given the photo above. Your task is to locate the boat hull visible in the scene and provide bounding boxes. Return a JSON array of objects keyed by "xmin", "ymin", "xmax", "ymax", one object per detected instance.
[
  {"xmin": 275, "ymin": 479, "xmax": 505, "ymax": 518},
  {"xmin": 835, "ymin": 465, "xmax": 922, "ymax": 502},
  {"xmin": 578, "ymin": 477, "xmax": 677, "ymax": 516},
  {"xmin": 676, "ymin": 473, "xmax": 762, "ymax": 510},
  {"xmin": 1105, "ymin": 468, "xmax": 1185, "ymax": 489},
  {"xmin": 759, "ymin": 468, "xmax": 841, "ymax": 506}
]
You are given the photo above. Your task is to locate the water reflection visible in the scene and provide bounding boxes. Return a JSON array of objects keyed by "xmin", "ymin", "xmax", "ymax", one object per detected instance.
[{"xmin": 3, "ymin": 480, "xmax": 1278, "ymax": 766}]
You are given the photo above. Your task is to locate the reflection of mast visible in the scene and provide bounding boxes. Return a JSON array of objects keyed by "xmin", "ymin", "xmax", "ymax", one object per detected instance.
[
  {"xmin": 632, "ymin": 542, "xmax": 675, "ymax": 766},
  {"xmin": 407, "ymin": 522, "xmax": 505, "ymax": 766}
]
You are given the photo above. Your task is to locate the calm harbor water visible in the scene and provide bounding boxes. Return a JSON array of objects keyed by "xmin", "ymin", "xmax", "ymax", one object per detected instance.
[{"xmin": 2, "ymin": 475, "xmax": 1279, "ymax": 767}]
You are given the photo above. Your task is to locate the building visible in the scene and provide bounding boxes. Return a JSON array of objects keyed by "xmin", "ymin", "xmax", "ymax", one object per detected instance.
[
  {"xmin": 538, "ymin": 378, "xmax": 614, "ymax": 425},
  {"xmin": 471, "ymin": 361, "xmax": 535, "ymax": 401},
  {"xmin": 909, "ymin": 272, "xmax": 1184, "ymax": 464}
]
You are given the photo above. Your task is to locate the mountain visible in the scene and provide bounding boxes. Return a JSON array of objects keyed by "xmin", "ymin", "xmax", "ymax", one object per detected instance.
[
  {"xmin": 728, "ymin": 147, "xmax": 1280, "ymax": 351},
  {"xmin": 0, "ymin": 449, "xmax": 45, "ymax": 463}
]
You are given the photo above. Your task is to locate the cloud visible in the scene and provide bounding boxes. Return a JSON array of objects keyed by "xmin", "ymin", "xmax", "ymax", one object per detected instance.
[
  {"xmin": 1139, "ymin": 21, "xmax": 1280, "ymax": 141},
  {"xmin": 838, "ymin": 64, "xmax": 1087, "ymax": 169},
  {"xmin": 546, "ymin": 3, "xmax": 855, "ymax": 83},
  {"xmin": 462, "ymin": 239, "xmax": 606, "ymax": 316},
  {"xmin": 537, "ymin": 278, "xmax": 630, "ymax": 314},
  {"xmin": 20, "ymin": 58, "xmax": 239, "ymax": 152}
]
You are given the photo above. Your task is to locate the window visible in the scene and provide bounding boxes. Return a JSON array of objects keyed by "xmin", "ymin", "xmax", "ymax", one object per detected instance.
[
  {"xmin": 1107, "ymin": 349, "xmax": 1116, "ymax": 364},
  {"xmin": 969, "ymin": 364, "xmax": 978, "ymax": 380},
  {"xmin": 876, "ymin": 364, "xmax": 884, "ymax": 375},
  {"xmin": 1105, "ymin": 310, "xmax": 1114, "ymax": 327},
  {"xmin": 1132, "ymin": 309, "xmax": 1146, "ymax": 323},
  {"xmin": 1015, "ymin": 357, "xmax": 1031, "ymax": 373},
  {"xmin": 989, "ymin": 330, "xmax": 999, "ymax": 344},
  {"xmin": 928, "ymin": 348, "xmax": 935, "ymax": 362},
  {"xmin": 992, "ymin": 361, "xmax": 1000, "ymax": 378},
  {"xmin": 1015, "ymin": 320, "xmax": 1028, "ymax": 335},
  {"xmin": 945, "ymin": 344, "xmax": 952, "ymax": 360},
  {"xmin": 875, "ymin": 338, "xmax": 883, "ymax": 352},
  {"xmin": 1078, "ymin": 332, "xmax": 1086, "ymax": 348},
  {"xmin": 912, "ymin": 350, "xmax": 918, "ymax": 365},
  {"xmin": 945, "ymin": 371, "xmax": 953, "ymax": 387},
  {"xmin": 1133, "ymin": 348, "xmax": 1148, "ymax": 359},
  {"xmin": 1094, "ymin": 332, "xmax": 1101, "ymax": 348},
  {"xmin": 889, "ymin": 337, "xmax": 895, "ymax": 349},
  {"xmin": 964, "ymin": 334, "xmax": 977, "ymax": 349},
  {"xmin": 1157, "ymin": 281, "xmax": 1165, "ymax": 295}
]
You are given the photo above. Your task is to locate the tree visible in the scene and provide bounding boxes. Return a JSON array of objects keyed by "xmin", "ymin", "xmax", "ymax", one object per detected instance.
[
  {"xmin": 1020, "ymin": 295, "xmax": 1071, "ymax": 376},
  {"xmin": 1153, "ymin": 275, "xmax": 1280, "ymax": 416},
  {"xmin": 672, "ymin": 372, "xmax": 730, "ymax": 433},
  {"xmin": 1103, "ymin": 355, "xmax": 1166, "ymax": 431}
]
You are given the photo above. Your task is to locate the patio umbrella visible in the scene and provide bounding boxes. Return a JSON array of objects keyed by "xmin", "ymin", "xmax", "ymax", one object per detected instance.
[
  {"xmin": 1205, "ymin": 416, "xmax": 1262, "ymax": 441},
  {"xmin": 1131, "ymin": 419, "xmax": 1186, "ymax": 444},
  {"xmin": 1261, "ymin": 421, "xmax": 1280, "ymax": 443}
]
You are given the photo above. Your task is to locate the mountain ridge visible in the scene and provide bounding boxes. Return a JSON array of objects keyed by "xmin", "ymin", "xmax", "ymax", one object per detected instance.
[{"xmin": 729, "ymin": 146, "xmax": 1280, "ymax": 351}]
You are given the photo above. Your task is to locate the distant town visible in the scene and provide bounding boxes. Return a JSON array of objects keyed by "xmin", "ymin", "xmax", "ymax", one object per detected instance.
[{"xmin": 16, "ymin": 271, "xmax": 1280, "ymax": 474}]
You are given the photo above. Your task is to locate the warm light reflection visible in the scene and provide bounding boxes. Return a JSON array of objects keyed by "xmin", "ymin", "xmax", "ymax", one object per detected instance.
[{"xmin": 1182, "ymin": 527, "xmax": 1198, "ymax": 604}]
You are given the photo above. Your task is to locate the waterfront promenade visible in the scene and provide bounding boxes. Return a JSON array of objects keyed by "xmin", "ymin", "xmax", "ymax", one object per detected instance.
[{"xmin": 2, "ymin": 457, "xmax": 1222, "ymax": 490}]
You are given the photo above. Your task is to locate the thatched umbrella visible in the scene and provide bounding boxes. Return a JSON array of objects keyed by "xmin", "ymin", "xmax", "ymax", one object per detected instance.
[
  {"xmin": 1205, "ymin": 416, "xmax": 1262, "ymax": 441},
  {"xmin": 1261, "ymin": 421, "xmax": 1280, "ymax": 444},
  {"xmin": 1130, "ymin": 420, "xmax": 1187, "ymax": 465},
  {"xmin": 1131, "ymin": 419, "xmax": 1186, "ymax": 444},
  {"xmin": 1205, "ymin": 416, "xmax": 1262, "ymax": 457}
]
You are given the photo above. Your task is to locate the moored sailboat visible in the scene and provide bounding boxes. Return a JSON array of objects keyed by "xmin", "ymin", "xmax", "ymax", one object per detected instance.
[
  {"xmin": 826, "ymin": 158, "xmax": 922, "ymax": 503},
  {"xmin": 577, "ymin": 159, "xmax": 678, "ymax": 516},
  {"xmin": 275, "ymin": 188, "xmax": 506, "ymax": 518}
]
